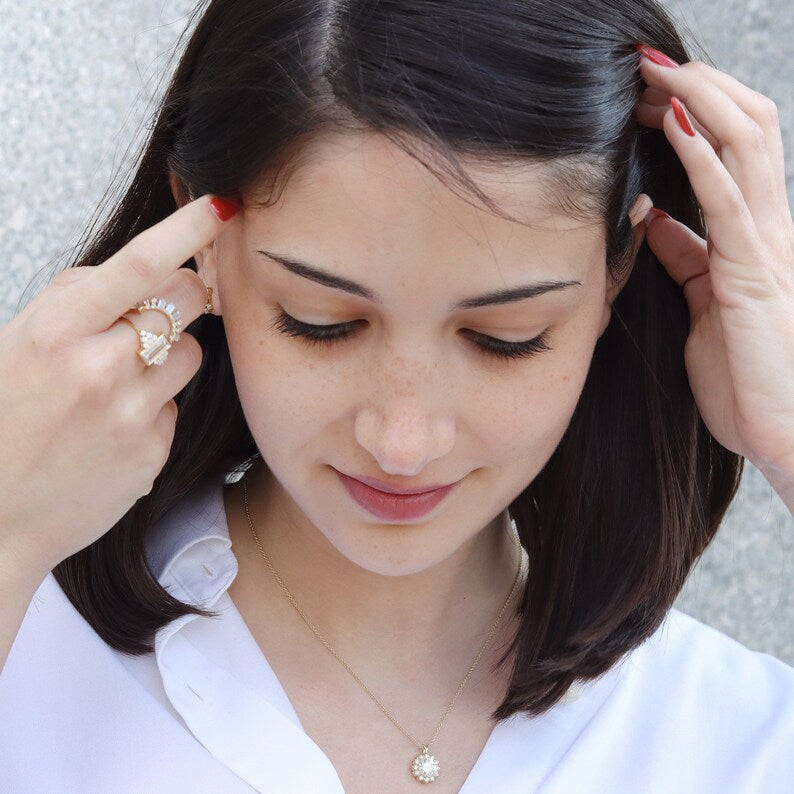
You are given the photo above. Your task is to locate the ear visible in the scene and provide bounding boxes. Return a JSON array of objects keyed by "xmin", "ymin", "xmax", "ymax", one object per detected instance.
[
  {"xmin": 168, "ymin": 171, "xmax": 224, "ymax": 316},
  {"xmin": 598, "ymin": 193, "xmax": 653, "ymax": 336}
]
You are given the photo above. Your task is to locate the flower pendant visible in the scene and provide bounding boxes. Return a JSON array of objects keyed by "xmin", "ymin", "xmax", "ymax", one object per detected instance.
[{"xmin": 411, "ymin": 747, "xmax": 440, "ymax": 783}]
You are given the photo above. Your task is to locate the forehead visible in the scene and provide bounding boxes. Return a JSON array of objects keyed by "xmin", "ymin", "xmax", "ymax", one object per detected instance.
[
  {"xmin": 243, "ymin": 130, "xmax": 606, "ymax": 280},
  {"xmin": 252, "ymin": 129, "xmax": 602, "ymax": 226}
]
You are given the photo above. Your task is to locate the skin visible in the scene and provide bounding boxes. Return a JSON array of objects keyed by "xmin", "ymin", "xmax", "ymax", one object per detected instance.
[
  {"xmin": 186, "ymin": 130, "xmax": 650, "ymax": 790},
  {"xmin": 634, "ymin": 52, "xmax": 794, "ymax": 505},
  {"xmin": 1, "ymin": 37, "xmax": 791, "ymax": 794}
]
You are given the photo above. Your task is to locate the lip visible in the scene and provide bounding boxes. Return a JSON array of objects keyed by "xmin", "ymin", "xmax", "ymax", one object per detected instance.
[
  {"xmin": 348, "ymin": 473, "xmax": 455, "ymax": 495},
  {"xmin": 336, "ymin": 471, "xmax": 460, "ymax": 522}
]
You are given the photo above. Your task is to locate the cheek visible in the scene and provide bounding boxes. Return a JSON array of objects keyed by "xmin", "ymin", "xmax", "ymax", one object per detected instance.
[
  {"xmin": 484, "ymin": 370, "xmax": 584, "ymax": 465},
  {"xmin": 480, "ymin": 323, "xmax": 598, "ymax": 470},
  {"xmin": 222, "ymin": 306, "xmax": 344, "ymax": 467}
]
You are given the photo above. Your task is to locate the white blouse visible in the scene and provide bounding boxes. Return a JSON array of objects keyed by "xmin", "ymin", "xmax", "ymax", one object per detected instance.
[{"xmin": 2, "ymin": 474, "xmax": 794, "ymax": 792}]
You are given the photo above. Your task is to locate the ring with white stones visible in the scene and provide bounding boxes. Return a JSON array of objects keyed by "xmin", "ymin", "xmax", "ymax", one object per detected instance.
[{"xmin": 121, "ymin": 297, "xmax": 183, "ymax": 367}]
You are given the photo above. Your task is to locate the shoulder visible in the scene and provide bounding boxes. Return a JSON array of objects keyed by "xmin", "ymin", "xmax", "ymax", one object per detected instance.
[
  {"xmin": 632, "ymin": 607, "xmax": 794, "ymax": 708},
  {"xmin": 608, "ymin": 608, "xmax": 794, "ymax": 786}
]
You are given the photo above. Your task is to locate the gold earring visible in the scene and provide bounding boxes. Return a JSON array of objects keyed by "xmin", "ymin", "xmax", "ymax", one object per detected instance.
[{"xmin": 202, "ymin": 283, "xmax": 214, "ymax": 315}]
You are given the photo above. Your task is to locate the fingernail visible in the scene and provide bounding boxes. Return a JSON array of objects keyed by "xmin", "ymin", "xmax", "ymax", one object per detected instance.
[
  {"xmin": 644, "ymin": 208, "xmax": 672, "ymax": 228},
  {"xmin": 671, "ymin": 96, "xmax": 696, "ymax": 136},
  {"xmin": 635, "ymin": 44, "xmax": 680, "ymax": 68},
  {"xmin": 210, "ymin": 196, "xmax": 240, "ymax": 222}
]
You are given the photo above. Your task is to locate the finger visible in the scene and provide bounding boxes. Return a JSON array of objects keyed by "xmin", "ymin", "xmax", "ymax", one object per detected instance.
[
  {"xmin": 99, "ymin": 321, "xmax": 204, "ymax": 420},
  {"xmin": 117, "ymin": 266, "xmax": 209, "ymax": 341},
  {"xmin": 635, "ymin": 100, "xmax": 721, "ymax": 154},
  {"xmin": 53, "ymin": 195, "xmax": 237, "ymax": 336},
  {"xmin": 153, "ymin": 399, "xmax": 180, "ymax": 455},
  {"xmin": 639, "ymin": 61, "xmax": 784, "ymax": 159},
  {"xmin": 637, "ymin": 85, "xmax": 720, "ymax": 149},
  {"xmin": 655, "ymin": 102, "xmax": 765, "ymax": 275},
  {"xmin": 638, "ymin": 85, "xmax": 670, "ymax": 106},
  {"xmin": 685, "ymin": 61, "xmax": 786, "ymax": 184},
  {"xmin": 638, "ymin": 55, "xmax": 787, "ymax": 226},
  {"xmin": 644, "ymin": 210, "xmax": 712, "ymax": 320}
]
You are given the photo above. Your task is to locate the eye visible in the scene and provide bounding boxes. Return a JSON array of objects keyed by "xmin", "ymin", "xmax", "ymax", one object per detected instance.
[
  {"xmin": 460, "ymin": 329, "xmax": 551, "ymax": 361},
  {"xmin": 271, "ymin": 310, "xmax": 551, "ymax": 361},
  {"xmin": 271, "ymin": 311, "xmax": 362, "ymax": 346}
]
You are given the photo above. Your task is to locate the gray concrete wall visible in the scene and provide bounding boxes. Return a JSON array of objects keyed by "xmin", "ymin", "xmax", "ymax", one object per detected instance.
[{"xmin": 1, "ymin": 1, "xmax": 792, "ymax": 661}]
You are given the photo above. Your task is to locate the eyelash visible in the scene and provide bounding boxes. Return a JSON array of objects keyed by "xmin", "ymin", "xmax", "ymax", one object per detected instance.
[{"xmin": 271, "ymin": 310, "xmax": 551, "ymax": 361}]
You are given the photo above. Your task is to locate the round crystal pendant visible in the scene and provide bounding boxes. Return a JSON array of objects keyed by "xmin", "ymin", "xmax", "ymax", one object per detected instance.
[{"xmin": 411, "ymin": 749, "xmax": 440, "ymax": 783}]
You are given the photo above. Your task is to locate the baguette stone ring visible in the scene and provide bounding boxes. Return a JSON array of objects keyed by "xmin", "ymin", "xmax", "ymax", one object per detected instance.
[{"xmin": 121, "ymin": 297, "xmax": 183, "ymax": 367}]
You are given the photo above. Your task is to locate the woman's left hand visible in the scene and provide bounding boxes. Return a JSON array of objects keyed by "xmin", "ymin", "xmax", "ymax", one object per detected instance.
[{"xmin": 634, "ymin": 45, "xmax": 794, "ymax": 507}]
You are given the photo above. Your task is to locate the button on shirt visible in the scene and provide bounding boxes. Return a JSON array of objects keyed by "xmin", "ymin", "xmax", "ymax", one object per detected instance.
[{"xmin": 3, "ymin": 475, "xmax": 794, "ymax": 792}]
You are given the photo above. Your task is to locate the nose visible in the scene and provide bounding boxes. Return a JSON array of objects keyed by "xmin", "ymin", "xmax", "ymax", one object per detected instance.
[{"xmin": 354, "ymin": 397, "xmax": 456, "ymax": 478}]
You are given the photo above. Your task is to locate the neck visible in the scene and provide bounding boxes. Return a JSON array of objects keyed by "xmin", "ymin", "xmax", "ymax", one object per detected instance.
[{"xmin": 225, "ymin": 462, "xmax": 522, "ymax": 670}]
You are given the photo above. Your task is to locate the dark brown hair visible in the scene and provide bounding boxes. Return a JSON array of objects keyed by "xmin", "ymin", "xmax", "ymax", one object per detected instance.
[{"xmin": 48, "ymin": 0, "xmax": 741, "ymax": 718}]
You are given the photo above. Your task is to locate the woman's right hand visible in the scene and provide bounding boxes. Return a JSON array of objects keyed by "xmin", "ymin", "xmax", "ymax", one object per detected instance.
[{"xmin": 0, "ymin": 195, "xmax": 238, "ymax": 583}]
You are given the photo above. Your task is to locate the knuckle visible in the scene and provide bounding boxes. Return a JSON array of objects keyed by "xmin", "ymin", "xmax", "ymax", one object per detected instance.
[
  {"xmin": 180, "ymin": 334, "xmax": 204, "ymax": 373},
  {"xmin": 153, "ymin": 436, "xmax": 173, "ymax": 472},
  {"xmin": 79, "ymin": 342, "xmax": 122, "ymax": 395},
  {"xmin": 723, "ymin": 183, "xmax": 747, "ymax": 215},
  {"xmin": 757, "ymin": 95, "xmax": 779, "ymax": 125},
  {"xmin": 165, "ymin": 398, "xmax": 179, "ymax": 421},
  {"xmin": 737, "ymin": 117, "xmax": 766, "ymax": 149},
  {"xmin": 50, "ymin": 266, "xmax": 88, "ymax": 289},
  {"xmin": 113, "ymin": 393, "xmax": 147, "ymax": 433},
  {"xmin": 155, "ymin": 404, "xmax": 178, "ymax": 461},
  {"xmin": 712, "ymin": 182, "xmax": 747, "ymax": 223},
  {"xmin": 136, "ymin": 472, "xmax": 158, "ymax": 498},
  {"xmin": 123, "ymin": 239, "xmax": 159, "ymax": 281},
  {"xmin": 136, "ymin": 428, "xmax": 171, "ymax": 475},
  {"xmin": 163, "ymin": 403, "xmax": 179, "ymax": 440}
]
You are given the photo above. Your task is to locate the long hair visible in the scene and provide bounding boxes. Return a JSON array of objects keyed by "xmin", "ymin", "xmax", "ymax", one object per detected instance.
[{"xmin": 51, "ymin": 0, "xmax": 742, "ymax": 718}]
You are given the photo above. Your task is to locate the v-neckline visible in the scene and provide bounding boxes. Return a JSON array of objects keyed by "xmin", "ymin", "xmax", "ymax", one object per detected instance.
[{"xmin": 222, "ymin": 586, "xmax": 511, "ymax": 791}]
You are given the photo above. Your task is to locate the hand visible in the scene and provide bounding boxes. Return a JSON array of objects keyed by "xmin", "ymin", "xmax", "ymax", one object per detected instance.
[
  {"xmin": 634, "ymin": 46, "xmax": 794, "ymax": 499},
  {"xmin": 0, "ymin": 195, "xmax": 237, "ymax": 580}
]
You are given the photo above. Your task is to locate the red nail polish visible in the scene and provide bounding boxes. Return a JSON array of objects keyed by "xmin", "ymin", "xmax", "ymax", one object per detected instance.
[
  {"xmin": 635, "ymin": 44, "xmax": 680, "ymax": 68},
  {"xmin": 644, "ymin": 208, "xmax": 672, "ymax": 228},
  {"xmin": 210, "ymin": 196, "xmax": 240, "ymax": 222},
  {"xmin": 671, "ymin": 96, "xmax": 696, "ymax": 136}
]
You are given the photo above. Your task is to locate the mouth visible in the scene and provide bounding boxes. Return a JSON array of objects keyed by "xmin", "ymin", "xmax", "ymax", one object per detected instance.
[{"xmin": 335, "ymin": 471, "xmax": 461, "ymax": 522}]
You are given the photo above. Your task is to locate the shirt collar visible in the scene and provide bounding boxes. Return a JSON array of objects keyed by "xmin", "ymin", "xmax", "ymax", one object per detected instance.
[
  {"xmin": 145, "ymin": 473, "xmax": 238, "ymax": 608},
  {"xmin": 144, "ymin": 473, "xmax": 520, "ymax": 609}
]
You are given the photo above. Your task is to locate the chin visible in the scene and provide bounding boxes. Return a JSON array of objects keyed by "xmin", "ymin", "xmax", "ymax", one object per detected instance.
[{"xmin": 321, "ymin": 523, "xmax": 461, "ymax": 577}]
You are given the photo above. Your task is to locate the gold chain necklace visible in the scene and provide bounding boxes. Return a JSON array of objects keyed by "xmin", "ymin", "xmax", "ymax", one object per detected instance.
[{"xmin": 242, "ymin": 473, "xmax": 524, "ymax": 785}]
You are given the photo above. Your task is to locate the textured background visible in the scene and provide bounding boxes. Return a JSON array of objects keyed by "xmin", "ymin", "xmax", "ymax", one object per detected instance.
[{"xmin": 1, "ymin": 1, "xmax": 792, "ymax": 661}]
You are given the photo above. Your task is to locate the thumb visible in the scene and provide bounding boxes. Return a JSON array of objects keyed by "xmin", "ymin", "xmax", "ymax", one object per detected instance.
[{"xmin": 645, "ymin": 209, "xmax": 712, "ymax": 320}]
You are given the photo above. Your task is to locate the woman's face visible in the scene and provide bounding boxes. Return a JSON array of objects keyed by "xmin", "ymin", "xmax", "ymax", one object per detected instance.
[{"xmin": 206, "ymin": 130, "xmax": 647, "ymax": 575}]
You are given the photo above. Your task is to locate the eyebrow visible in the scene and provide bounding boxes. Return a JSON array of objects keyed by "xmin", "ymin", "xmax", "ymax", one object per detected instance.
[{"xmin": 256, "ymin": 249, "xmax": 581, "ymax": 310}]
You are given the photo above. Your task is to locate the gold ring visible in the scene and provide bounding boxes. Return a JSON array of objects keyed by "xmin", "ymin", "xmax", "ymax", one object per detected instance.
[{"xmin": 120, "ymin": 297, "xmax": 183, "ymax": 367}]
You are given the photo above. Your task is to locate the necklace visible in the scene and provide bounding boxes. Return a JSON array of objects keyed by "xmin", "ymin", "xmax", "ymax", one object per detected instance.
[{"xmin": 242, "ymin": 473, "xmax": 524, "ymax": 785}]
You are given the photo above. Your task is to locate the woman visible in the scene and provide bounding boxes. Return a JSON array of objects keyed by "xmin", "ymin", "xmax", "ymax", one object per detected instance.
[{"xmin": 1, "ymin": 0, "xmax": 793, "ymax": 790}]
